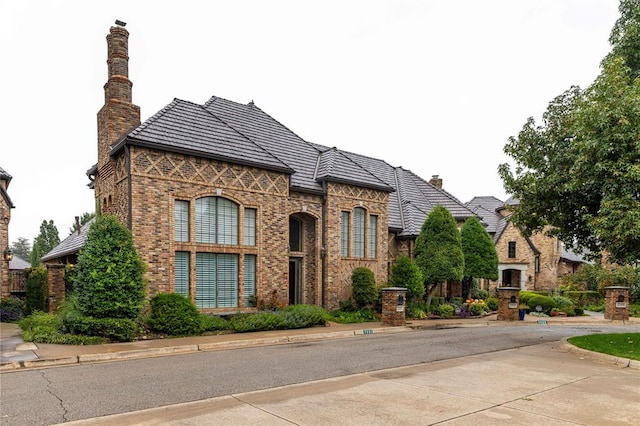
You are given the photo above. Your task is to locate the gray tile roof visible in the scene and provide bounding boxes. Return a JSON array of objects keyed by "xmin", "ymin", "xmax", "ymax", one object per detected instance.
[
  {"xmin": 41, "ymin": 218, "xmax": 95, "ymax": 262},
  {"xmin": 0, "ymin": 166, "xmax": 12, "ymax": 182},
  {"xmin": 114, "ymin": 96, "xmax": 475, "ymax": 237},
  {"xmin": 9, "ymin": 256, "xmax": 29, "ymax": 270},
  {"xmin": 0, "ymin": 165, "xmax": 14, "ymax": 208}
]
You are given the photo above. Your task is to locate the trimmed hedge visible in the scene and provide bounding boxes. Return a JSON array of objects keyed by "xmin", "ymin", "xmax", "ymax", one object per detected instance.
[{"xmin": 526, "ymin": 295, "xmax": 556, "ymax": 313}]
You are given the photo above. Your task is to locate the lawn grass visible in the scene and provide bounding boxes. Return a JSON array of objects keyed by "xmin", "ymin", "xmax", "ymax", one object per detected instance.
[{"xmin": 567, "ymin": 333, "xmax": 640, "ymax": 361}]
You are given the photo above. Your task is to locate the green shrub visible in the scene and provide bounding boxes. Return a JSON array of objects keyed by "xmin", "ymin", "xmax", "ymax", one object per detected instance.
[
  {"xmin": 526, "ymin": 295, "xmax": 557, "ymax": 313},
  {"xmin": 0, "ymin": 296, "xmax": 26, "ymax": 322},
  {"xmin": 63, "ymin": 313, "xmax": 139, "ymax": 342},
  {"xmin": 574, "ymin": 307, "xmax": 585, "ymax": 316},
  {"xmin": 229, "ymin": 312, "xmax": 286, "ymax": 332},
  {"xmin": 25, "ymin": 267, "xmax": 48, "ymax": 315},
  {"xmin": 280, "ymin": 304, "xmax": 329, "ymax": 328},
  {"xmin": 147, "ymin": 293, "xmax": 207, "ymax": 336},
  {"xmin": 329, "ymin": 308, "xmax": 377, "ymax": 324},
  {"xmin": 471, "ymin": 288, "xmax": 489, "ymax": 300},
  {"xmin": 437, "ymin": 304, "xmax": 454, "ymax": 319},
  {"xmin": 389, "ymin": 255, "xmax": 424, "ymax": 300},
  {"xmin": 75, "ymin": 215, "xmax": 146, "ymax": 319},
  {"xmin": 519, "ymin": 291, "xmax": 536, "ymax": 305},
  {"xmin": 351, "ymin": 267, "xmax": 378, "ymax": 308},
  {"xmin": 552, "ymin": 295, "xmax": 574, "ymax": 309},
  {"xmin": 469, "ymin": 302, "xmax": 487, "ymax": 316},
  {"xmin": 203, "ymin": 314, "xmax": 230, "ymax": 331},
  {"xmin": 565, "ymin": 291, "xmax": 602, "ymax": 307},
  {"xmin": 485, "ymin": 297, "xmax": 499, "ymax": 311},
  {"xmin": 406, "ymin": 301, "xmax": 429, "ymax": 319}
]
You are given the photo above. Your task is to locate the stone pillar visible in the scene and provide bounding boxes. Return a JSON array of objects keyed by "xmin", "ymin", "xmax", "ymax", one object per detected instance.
[
  {"xmin": 46, "ymin": 264, "xmax": 66, "ymax": 313},
  {"xmin": 604, "ymin": 286, "xmax": 630, "ymax": 320},
  {"xmin": 381, "ymin": 287, "xmax": 407, "ymax": 326},
  {"xmin": 497, "ymin": 287, "xmax": 520, "ymax": 321}
]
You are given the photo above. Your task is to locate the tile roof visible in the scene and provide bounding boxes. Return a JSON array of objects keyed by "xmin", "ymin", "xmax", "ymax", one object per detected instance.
[
  {"xmin": 41, "ymin": 218, "xmax": 95, "ymax": 262},
  {"xmin": 9, "ymin": 256, "xmax": 29, "ymax": 270},
  {"xmin": 114, "ymin": 96, "xmax": 475, "ymax": 237}
]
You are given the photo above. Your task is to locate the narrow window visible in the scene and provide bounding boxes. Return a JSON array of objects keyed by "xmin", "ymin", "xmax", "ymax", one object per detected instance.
[
  {"xmin": 244, "ymin": 208, "xmax": 256, "ymax": 246},
  {"xmin": 534, "ymin": 256, "xmax": 540, "ymax": 273},
  {"xmin": 217, "ymin": 198, "xmax": 238, "ymax": 245},
  {"xmin": 353, "ymin": 207, "xmax": 365, "ymax": 257},
  {"xmin": 341, "ymin": 211, "xmax": 350, "ymax": 257},
  {"xmin": 368, "ymin": 215, "xmax": 377, "ymax": 258},
  {"xmin": 289, "ymin": 217, "xmax": 302, "ymax": 252},
  {"xmin": 244, "ymin": 255, "xmax": 256, "ymax": 306},
  {"xmin": 508, "ymin": 241, "xmax": 516, "ymax": 258},
  {"xmin": 174, "ymin": 251, "xmax": 190, "ymax": 296},
  {"xmin": 174, "ymin": 200, "xmax": 189, "ymax": 242}
]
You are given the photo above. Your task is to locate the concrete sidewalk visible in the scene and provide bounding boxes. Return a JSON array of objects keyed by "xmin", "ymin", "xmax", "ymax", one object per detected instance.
[{"xmin": 2, "ymin": 313, "xmax": 639, "ymax": 371}]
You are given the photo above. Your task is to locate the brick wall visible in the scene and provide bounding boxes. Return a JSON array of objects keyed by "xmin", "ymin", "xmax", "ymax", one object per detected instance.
[{"xmin": 0, "ymin": 200, "xmax": 9, "ymax": 297}]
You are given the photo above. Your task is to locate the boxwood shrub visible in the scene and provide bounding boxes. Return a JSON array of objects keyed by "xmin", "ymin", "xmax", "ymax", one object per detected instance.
[{"xmin": 147, "ymin": 293, "xmax": 209, "ymax": 336}]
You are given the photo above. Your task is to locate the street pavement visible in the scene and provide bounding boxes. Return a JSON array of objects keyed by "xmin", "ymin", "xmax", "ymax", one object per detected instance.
[{"xmin": 2, "ymin": 314, "xmax": 640, "ymax": 425}]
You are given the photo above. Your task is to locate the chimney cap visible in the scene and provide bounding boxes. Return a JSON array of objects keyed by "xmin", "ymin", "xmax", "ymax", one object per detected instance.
[{"xmin": 115, "ymin": 19, "xmax": 127, "ymax": 27}]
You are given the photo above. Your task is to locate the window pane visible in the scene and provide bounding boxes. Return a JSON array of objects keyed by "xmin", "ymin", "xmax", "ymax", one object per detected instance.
[
  {"xmin": 341, "ymin": 211, "xmax": 350, "ymax": 257},
  {"xmin": 196, "ymin": 252, "xmax": 216, "ymax": 308},
  {"xmin": 244, "ymin": 208, "xmax": 256, "ymax": 246},
  {"xmin": 244, "ymin": 255, "xmax": 256, "ymax": 306},
  {"xmin": 217, "ymin": 198, "xmax": 238, "ymax": 245},
  {"xmin": 174, "ymin": 251, "xmax": 190, "ymax": 296},
  {"xmin": 353, "ymin": 207, "xmax": 365, "ymax": 257},
  {"xmin": 196, "ymin": 197, "xmax": 216, "ymax": 244},
  {"xmin": 174, "ymin": 201, "xmax": 189, "ymax": 242},
  {"xmin": 508, "ymin": 241, "xmax": 516, "ymax": 258},
  {"xmin": 289, "ymin": 217, "xmax": 301, "ymax": 252},
  {"xmin": 368, "ymin": 215, "xmax": 377, "ymax": 258},
  {"xmin": 217, "ymin": 254, "xmax": 238, "ymax": 308}
]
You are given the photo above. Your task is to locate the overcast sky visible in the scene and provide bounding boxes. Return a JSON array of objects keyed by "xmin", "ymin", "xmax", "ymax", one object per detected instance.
[{"xmin": 1, "ymin": 0, "xmax": 620, "ymax": 247}]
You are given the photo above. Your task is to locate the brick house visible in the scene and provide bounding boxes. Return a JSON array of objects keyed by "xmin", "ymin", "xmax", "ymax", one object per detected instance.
[
  {"xmin": 466, "ymin": 196, "xmax": 588, "ymax": 292},
  {"xmin": 1, "ymin": 166, "xmax": 15, "ymax": 297},
  {"xmin": 86, "ymin": 24, "xmax": 475, "ymax": 313}
]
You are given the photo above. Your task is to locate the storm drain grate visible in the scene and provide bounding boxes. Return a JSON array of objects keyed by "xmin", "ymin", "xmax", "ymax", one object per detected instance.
[{"xmin": 363, "ymin": 329, "xmax": 374, "ymax": 334}]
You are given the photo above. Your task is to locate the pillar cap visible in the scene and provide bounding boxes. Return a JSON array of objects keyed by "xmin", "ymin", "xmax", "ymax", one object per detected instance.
[
  {"xmin": 381, "ymin": 287, "xmax": 407, "ymax": 291},
  {"xmin": 497, "ymin": 287, "xmax": 521, "ymax": 291},
  {"xmin": 604, "ymin": 286, "xmax": 630, "ymax": 290}
]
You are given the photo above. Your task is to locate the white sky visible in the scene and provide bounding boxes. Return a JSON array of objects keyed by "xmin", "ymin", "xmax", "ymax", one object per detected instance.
[{"xmin": 1, "ymin": 0, "xmax": 620, "ymax": 245}]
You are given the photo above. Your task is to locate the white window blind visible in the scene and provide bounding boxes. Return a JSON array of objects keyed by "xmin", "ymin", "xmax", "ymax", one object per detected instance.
[
  {"xmin": 195, "ymin": 197, "xmax": 238, "ymax": 244},
  {"xmin": 341, "ymin": 211, "xmax": 350, "ymax": 257},
  {"xmin": 174, "ymin": 251, "xmax": 189, "ymax": 296},
  {"xmin": 368, "ymin": 215, "xmax": 377, "ymax": 258},
  {"xmin": 244, "ymin": 208, "xmax": 256, "ymax": 246},
  {"xmin": 353, "ymin": 207, "xmax": 365, "ymax": 257},
  {"xmin": 195, "ymin": 252, "xmax": 238, "ymax": 309},
  {"xmin": 244, "ymin": 255, "xmax": 256, "ymax": 306},
  {"xmin": 174, "ymin": 200, "xmax": 189, "ymax": 242}
]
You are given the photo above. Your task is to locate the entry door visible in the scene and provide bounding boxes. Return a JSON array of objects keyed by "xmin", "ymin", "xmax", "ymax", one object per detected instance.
[{"xmin": 289, "ymin": 258, "xmax": 302, "ymax": 305}]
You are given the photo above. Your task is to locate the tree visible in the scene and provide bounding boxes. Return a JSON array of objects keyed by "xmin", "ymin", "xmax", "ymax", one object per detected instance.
[
  {"xmin": 414, "ymin": 205, "xmax": 464, "ymax": 307},
  {"xmin": 30, "ymin": 220, "xmax": 60, "ymax": 266},
  {"xmin": 498, "ymin": 0, "xmax": 640, "ymax": 266},
  {"xmin": 351, "ymin": 267, "xmax": 377, "ymax": 309},
  {"xmin": 460, "ymin": 217, "xmax": 499, "ymax": 298},
  {"xmin": 75, "ymin": 215, "xmax": 146, "ymax": 319},
  {"xmin": 10, "ymin": 237, "xmax": 31, "ymax": 261},
  {"xmin": 389, "ymin": 255, "xmax": 424, "ymax": 301},
  {"xmin": 68, "ymin": 212, "xmax": 96, "ymax": 235}
]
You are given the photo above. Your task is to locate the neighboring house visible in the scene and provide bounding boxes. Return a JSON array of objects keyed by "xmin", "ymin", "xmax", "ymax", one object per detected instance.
[
  {"xmin": 1, "ymin": 166, "xmax": 15, "ymax": 297},
  {"xmin": 84, "ymin": 24, "xmax": 475, "ymax": 313},
  {"xmin": 41, "ymin": 218, "xmax": 95, "ymax": 265},
  {"xmin": 466, "ymin": 196, "xmax": 588, "ymax": 292}
]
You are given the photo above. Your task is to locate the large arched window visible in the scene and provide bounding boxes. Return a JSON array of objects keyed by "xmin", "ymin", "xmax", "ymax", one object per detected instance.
[
  {"xmin": 340, "ymin": 206, "xmax": 378, "ymax": 259},
  {"xmin": 196, "ymin": 197, "xmax": 238, "ymax": 244}
]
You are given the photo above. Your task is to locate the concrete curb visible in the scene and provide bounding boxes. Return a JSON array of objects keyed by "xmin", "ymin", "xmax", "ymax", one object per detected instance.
[
  {"xmin": 561, "ymin": 339, "xmax": 639, "ymax": 369},
  {"xmin": 0, "ymin": 326, "xmax": 411, "ymax": 371}
]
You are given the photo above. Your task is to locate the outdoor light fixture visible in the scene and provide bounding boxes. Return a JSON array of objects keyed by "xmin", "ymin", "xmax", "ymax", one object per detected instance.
[{"xmin": 3, "ymin": 247, "xmax": 13, "ymax": 262}]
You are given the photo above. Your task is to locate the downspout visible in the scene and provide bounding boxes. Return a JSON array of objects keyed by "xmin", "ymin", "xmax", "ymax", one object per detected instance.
[{"xmin": 321, "ymin": 180, "xmax": 327, "ymax": 309}]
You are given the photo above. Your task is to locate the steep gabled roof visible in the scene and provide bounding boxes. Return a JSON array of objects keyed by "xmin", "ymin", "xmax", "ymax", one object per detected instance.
[
  {"xmin": 113, "ymin": 95, "xmax": 474, "ymax": 236},
  {"xmin": 41, "ymin": 218, "xmax": 95, "ymax": 262}
]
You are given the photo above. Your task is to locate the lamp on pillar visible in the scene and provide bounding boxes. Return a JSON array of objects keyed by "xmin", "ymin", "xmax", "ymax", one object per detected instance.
[{"xmin": 3, "ymin": 247, "xmax": 13, "ymax": 261}]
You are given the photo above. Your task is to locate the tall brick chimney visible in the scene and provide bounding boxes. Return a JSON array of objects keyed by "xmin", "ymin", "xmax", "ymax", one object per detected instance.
[
  {"xmin": 95, "ymin": 22, "xmax": 140, "ymax": 215},
  {"xmin": 429, "ymin": 175, "xmax": 443, "ymax": 189}
]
